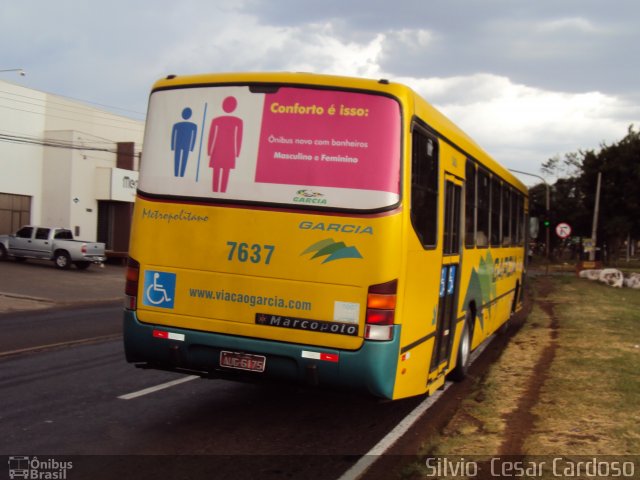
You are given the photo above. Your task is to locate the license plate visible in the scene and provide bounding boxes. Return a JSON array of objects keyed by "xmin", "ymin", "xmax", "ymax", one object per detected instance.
[{"xmin": 219, "ymin": 351, "xmax": 266, "ymax": 373}]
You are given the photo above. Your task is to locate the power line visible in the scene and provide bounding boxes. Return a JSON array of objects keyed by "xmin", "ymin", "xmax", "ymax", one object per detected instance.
[
  {"xmin": 0, "ymin": 80, "xmax": 146, "ymax": 119},
  {"xmin": 0, "ymin": 132, "xmax": 116, "ymax": 152},
  {"xmin": 0, "ymin": 81, "xmax": 145, "ymax": 154},
  {"xmin": 0, "ymin": 103, "xmax": 145, "ymax": 134},
  {"xmin": 0, "ymin": 132, "xmax": 142, "ymax": 155},
  {"xmin": 0, "ymin": 89, "xmax": 145, "ymax": 125}
]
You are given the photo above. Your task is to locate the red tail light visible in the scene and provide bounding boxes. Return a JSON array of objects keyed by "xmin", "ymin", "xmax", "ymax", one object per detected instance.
[
  {"xmin": 125, "ymin": 257, "xmax": 140, "ymax": 310},
  {"xmin": 365, "ymin": 279, "xmax": 397, "ymax": 341},
  {"xmin": 81, "ymin": 244, "xmax": 87, "ymax": 254}
]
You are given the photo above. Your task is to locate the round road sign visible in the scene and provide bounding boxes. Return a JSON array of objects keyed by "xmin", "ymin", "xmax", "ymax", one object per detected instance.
[{"xmin": 555, "ymin": 222, "xmax": 572, "ymax": 239}]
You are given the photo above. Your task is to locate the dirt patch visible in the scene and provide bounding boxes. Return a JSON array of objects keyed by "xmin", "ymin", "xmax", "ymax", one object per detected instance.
[
  {"xmin": 364, "ymin": 282, "xmax": 537, "ymax": 479},
  {"xmin": 498, "ymin": 279, "xmax": 558, "ymax": 454},
  {"xmin": 355, "ymin": 274, "xmax": 639, "ymax": 478}
]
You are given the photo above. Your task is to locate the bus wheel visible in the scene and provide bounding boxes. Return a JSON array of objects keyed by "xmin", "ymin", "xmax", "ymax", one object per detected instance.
[{"xmin": 450, "ymin": 320, "xmax": 471, "ymax": 381}]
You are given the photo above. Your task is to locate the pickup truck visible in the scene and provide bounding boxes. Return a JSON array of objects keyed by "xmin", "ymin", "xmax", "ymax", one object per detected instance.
[{"xmin": 0, "ymin": 225, "xmax": 106, "ymax": 270}]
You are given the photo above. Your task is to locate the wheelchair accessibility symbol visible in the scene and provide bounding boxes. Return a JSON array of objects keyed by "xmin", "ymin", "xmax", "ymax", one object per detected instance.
[{"xmin": 143, "ymin": 271, "xmax": 176, "ymax": 309}]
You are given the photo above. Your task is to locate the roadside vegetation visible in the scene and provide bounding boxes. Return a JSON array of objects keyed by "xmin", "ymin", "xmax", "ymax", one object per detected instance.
[
  {"xmin": 404, "ymin": 274, "xmax": 640, "ymax": 477},
  {"xmin": 530, "ymin": 125, "xmax": 640, "ymax": 261}
]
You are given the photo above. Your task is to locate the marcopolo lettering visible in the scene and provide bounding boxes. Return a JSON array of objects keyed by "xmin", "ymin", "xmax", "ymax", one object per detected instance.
[
  {"xmin": 256, "ymin": 314, "xmax": 358, "ymax": 336},
  {"xmin": 299, "ymin": 221, "xmax": 373, "ymax": 235}
]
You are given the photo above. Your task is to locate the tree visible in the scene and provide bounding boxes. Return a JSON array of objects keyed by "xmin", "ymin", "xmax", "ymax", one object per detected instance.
[
  {"xmin": 539, "ymin": 125, "xmax": 640, "ymax": 259},
  {"xmin": 577, "ymin": 126, "xmax": 640, "ymax": 256}
]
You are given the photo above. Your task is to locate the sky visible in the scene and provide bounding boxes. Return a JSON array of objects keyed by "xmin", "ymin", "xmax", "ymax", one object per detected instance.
[{"xmin": 2, "ymin": 0, "xmax": 639, "ymax": 184}]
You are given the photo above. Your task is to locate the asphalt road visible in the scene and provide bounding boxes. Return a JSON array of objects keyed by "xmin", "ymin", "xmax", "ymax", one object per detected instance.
[
  {"xmin": 0, "ymin": 258, "xmax": 520, "ymax": 480},
  {"xmin": 0, "ymin": 258, "xmax": 125, "ymax": 313},
  {"xmin": 0, "ymin": 303, "xmax": 121, "ymax": 355},
  {"xmin": 0, "ymin": 304, "xmax": 426, "ymax": 480}
]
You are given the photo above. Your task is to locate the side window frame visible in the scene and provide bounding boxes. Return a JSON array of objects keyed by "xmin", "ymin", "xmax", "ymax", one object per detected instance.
[
  {"xmin": 444, "ymin": 181, "xmax": 462, "ymax": 255},
  {"xmin": 502, "ymin": 186, "xmax": 512, "ymax": 247},
  {"xmin": 410, "ymin": 123, "xmax": 439, "ymax": 249},
  {"xmin": 490, "ymin": 176, "xmax": 502, "ymax": 247},
  {"xmin": 464, "ymin": 159, "xmax": 476, "ymax": 249},
  {"xmin": 476, "ymin": 168, "xmax": 490, "ymax": 248}
]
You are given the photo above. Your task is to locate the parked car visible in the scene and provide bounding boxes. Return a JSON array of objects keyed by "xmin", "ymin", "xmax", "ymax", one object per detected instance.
[{"xmin": 0, "ymin": 226, "xmax": 106, "ymax": 269}]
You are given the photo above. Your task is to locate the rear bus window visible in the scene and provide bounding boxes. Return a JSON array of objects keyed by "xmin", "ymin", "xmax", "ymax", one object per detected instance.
[{"xmin": 139, "ymin": 85, "xmax": 402, "ymax": 211}]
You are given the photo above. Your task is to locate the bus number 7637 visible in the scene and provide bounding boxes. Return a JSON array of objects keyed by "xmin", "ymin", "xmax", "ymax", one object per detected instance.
[{"xmin": 226, "ymin": 241, "xmax": 275, "ymax": 265}]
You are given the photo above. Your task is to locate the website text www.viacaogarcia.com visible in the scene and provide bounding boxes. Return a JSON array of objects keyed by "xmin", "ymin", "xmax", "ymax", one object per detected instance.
[{"xmin": 189, "ymin": 288, "xmax": 312, "ymax": 311}]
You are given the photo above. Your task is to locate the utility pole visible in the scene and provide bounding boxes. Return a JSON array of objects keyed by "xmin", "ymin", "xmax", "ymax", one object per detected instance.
[{"xmin": 589, "ymin": 172, "xmax": 602, "ymax": 262}]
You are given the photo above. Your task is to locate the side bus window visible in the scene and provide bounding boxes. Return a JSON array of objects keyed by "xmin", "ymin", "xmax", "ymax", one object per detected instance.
[
  {"xmin": 476, "ymin": 168, "xmax": 490, "ymax": 247},
  {"xmin": 517, "ymin": 193, "xmax": 526, "ymax": 246},
  {"xmin": 465, "ymin": 159, "xmax": 476, "ymax": 248},
  {"xmin": 502, "ymin": 186, "xmax": 512, "ymax": 246},
  {"xmin": 444, "ymin": 182, "xmax": 462, "ymax": 255},
  {"xmin": 411, "ymin": 125, "xmax": 439, "ymax": 248},
  {"xmin": 490, "ymin": 176, "xmax": 501, "ymax": 247}
]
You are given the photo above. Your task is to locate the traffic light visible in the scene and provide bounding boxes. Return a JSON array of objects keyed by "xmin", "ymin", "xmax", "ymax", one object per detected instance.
[{"xmin": 537, "ymin": 213, "xmax": 550, "ymax": 228}]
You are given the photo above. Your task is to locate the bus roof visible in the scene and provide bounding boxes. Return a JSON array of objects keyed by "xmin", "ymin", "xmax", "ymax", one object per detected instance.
[{"xmin": 151, "ymin": 72, "xmax": 527, "ymax": 195}]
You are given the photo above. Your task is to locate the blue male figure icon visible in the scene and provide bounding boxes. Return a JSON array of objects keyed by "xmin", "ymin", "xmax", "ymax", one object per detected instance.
[{"xmin": 171, "ymin": 107, "xmax": 198, "ymax": 177}]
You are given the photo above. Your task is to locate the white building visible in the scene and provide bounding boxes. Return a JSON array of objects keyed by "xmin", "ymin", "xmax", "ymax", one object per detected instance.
[{"xmin": 0, "ymin": 79, "xmax": 144, "ymax": 254}]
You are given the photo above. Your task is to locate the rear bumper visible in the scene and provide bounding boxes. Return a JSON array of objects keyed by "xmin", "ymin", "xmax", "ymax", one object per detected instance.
[
  {"xmin": 79, "ymin": 255, "xmax": 106, "ymax": 263},
  {"xmin": 123, "ymin": 310, "xmax": 400, "ymax": 399}
]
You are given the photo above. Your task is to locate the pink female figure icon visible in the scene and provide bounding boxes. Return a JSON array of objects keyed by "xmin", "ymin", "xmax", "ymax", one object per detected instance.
[{"xmin": 207, "ymin": 96, "xmax": 243, "ymax": 192}]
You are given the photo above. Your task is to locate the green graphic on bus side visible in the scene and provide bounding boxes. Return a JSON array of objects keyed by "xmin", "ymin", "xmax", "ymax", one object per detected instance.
[
  {"xmin": 463, "ymin": 251, "xmax": 497, "ymax": 330},
  {"xmin": 301, "ymin": 238, "xmax": 363, "ymax": 264}
]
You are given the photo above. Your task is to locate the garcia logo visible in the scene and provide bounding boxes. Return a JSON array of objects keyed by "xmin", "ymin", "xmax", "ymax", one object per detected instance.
[
  {"xmin": 299, "ymin": 221, "xmax": 373, "ymax": 235},
  {"xmin": 293, "ymin": 189, "xmax": 327, "ymax": 205},
  {"xmin": 301, "ymin": 238, "xmax": 363, "ymax": 264}
]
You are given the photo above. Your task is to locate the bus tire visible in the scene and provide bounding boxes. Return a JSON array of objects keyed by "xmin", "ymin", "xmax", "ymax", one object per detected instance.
[{"xmin": 450, "ymin": 320, "xmax": 471, "ymax": 381}]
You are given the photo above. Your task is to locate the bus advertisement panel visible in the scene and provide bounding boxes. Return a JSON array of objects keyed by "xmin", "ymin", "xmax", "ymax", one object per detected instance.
[{"xmin": 140, "ymin": 86, "xmax": 401, "ymax": 210}]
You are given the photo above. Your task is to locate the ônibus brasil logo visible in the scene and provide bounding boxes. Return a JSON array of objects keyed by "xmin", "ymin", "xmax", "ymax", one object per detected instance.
[{"xmin": 301, "ymin": 238, "xmax": 363, "ymax": 264}]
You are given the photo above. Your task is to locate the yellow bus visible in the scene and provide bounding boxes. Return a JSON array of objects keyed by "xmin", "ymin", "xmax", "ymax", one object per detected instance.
[{"xmin": 124, "ymin": 72, "xmax": 527, "ymax": 400}]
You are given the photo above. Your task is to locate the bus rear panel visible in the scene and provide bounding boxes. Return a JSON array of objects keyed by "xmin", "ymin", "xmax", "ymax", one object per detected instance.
[
  {"xmin": 124, "ymin": 72, "xmax": 527, "ymax": 400},
  {"xmin": 124, "ymin": 75, "xmax": 407, "ymax": 398}
]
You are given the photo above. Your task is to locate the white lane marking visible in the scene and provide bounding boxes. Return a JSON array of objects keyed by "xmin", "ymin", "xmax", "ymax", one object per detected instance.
[
  {"xmin": 337, "ymin": 335, "xmax": 494, "ymax": 480},
  {"xmin": 118, "ymin": 375, "xmax": 199, "ymax": 400},
  {"xmin": 337, "ymin": 386, "xmax": 448, "ymax": 480},
  {"xmin": 0, "ymin": 334, "xmax": 122, "ymax": 358}
]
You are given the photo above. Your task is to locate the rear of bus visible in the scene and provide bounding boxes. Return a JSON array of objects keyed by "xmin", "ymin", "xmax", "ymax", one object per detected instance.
[{"xmin": 123, "ymin": 73, "xmax": 407, "ymax": 399}]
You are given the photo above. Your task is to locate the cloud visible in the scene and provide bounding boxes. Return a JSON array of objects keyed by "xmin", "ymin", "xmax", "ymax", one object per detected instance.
[
  {"xmin": 400, "ymin": 73, "xmax": 634, "ymax": 173},
  {"xmin": 155, "ymin": 14, "xmax": 386, "ymax": 79},
  {"xmin": 535, "ymin": 17, "xmax": 605, "ymax": 34},
  {"xmin": 2, "ymin": 0, "xmax": 638, "ymax": 179}
]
